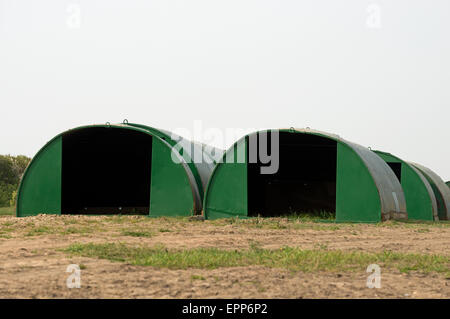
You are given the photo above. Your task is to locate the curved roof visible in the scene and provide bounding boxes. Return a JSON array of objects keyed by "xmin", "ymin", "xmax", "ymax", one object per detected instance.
[
  {"xmin": 374, "ymin": 150, "xmax": 438, "ymax": 221},
  {"xmin": 17, "ymin": 123, "xmax": 208, "ymax": 216},
  {"xmin": 410, "ymin": 162, "xmax": 450, "ymax": 220},
  {"xmin": 289, "ymin": 129, "xmax": 405, "ymax": 218},
  {"xmin": 125, "ymin": 123, "xmax": 223, "ymax": 196},
  {"xmin": 204, "ymin": 128, "xmax": 407, "ymax": 221}
]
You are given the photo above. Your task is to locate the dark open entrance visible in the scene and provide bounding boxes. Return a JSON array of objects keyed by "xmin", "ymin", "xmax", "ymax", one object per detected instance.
[
  {"xmin": 386, "ymin": 162, "xmax": 402, "ymax": 182},
  {"xmin": 248, "ymin": 132, "xmax": 337, "ymax": 217},
  {"xmin": 62, "ymin": 127, "xmax": 152, "ymax": 215}
]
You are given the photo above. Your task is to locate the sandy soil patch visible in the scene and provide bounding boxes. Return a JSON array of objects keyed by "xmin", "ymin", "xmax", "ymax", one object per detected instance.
[{"xmin": 0, "ymin": 215, "xmax": 449, "ymax": 298}]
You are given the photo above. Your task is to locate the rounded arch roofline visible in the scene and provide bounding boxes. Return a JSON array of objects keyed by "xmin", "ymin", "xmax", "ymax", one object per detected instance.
[
  {"xmin": 209, "ymin": 127, "xmax": 374, "ymax": 166},
  {"xmin": 16, "ymin": 123, "xmax": 202, "ymax": 216},
  {"xmin": 204, "ymin": 128, "xmax": 406, "ymax": 220},
  {"xmin": 124, "ymin": 122, "xmax": 223, "ymax": 195},
  {"xmin": 409, "ymin": 162, "xmax": 450, "ymax": 220},
  {"xmin": 19, "ymin": 123, "xmax": 169, "ymax": 181},
  {"xmin": 373, "ymin": 150, "xmax": 439, "ymax": 220}
]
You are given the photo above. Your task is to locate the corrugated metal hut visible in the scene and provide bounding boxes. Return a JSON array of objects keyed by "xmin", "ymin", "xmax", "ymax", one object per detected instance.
[
  {"xmin": 17, "ymin": 122, "xmax": 222, "ymax": 217},
  {"xmin": 203, "ymin": 129, "xmax": 407, "ymax": 222}
]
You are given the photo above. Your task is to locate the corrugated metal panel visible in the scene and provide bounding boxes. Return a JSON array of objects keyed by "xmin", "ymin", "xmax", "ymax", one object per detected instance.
[
  {"xmin": 150, "ymin": 137, "xmax": 201, "ymax": 216},
  {"xmin": 17, "ymin": 123, "xmax": 208, "ymax": 216},
  {"xmin": 203, "ymin": 138, "xmax": 248, "ymax": 219},
  {"xmin": 410, "ymin": 162, "xmax": 450, "ymax": 220},
  {"xmin": 156, "ymin": 128, "xmax": 224, "ymax": 193},
  {"xmin": 374, "ymin": 150, "xmax": 438, "ymax": 221},
  {"xmin": 204, "ymin": 128, "xmax": 407, "ymax": 221},
  {"xmin": 291, "ymin": 128, "xmax": 407, "ymax": 220},
  {"xmin": 126, "ymin": 123, "xmax": 223, "ymax": 199},
  {"xmin": 409, "ymin": 165, "xmax": 439, "ymax": 220}
]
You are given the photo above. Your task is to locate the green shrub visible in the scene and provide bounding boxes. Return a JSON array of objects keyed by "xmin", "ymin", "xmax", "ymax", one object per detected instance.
[{"xmin": 0, "ymin": 155, "xmax": 30, "ymax": 207}]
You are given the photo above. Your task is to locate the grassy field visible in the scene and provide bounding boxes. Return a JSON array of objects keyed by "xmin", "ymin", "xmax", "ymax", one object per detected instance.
[
  {"xmin": 0, "ymin": 207, "xmax": 14, "ymax": 216},
  {"xmin": 64, "ymin": 242, "xmax": 450, "ymax": 275},
  {"xmin": 0, "ymin": 214, "xmax": 449, "ymax": 298}
]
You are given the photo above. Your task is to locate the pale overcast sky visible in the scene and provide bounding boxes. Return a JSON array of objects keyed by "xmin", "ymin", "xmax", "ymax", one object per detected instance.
[{"xmin": 0, "ymin": 0, "xmax": 449, "ymax": 180}]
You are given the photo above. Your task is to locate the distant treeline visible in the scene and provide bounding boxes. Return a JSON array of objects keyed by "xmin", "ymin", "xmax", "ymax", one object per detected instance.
[{"xmin": 0, "ymin": 155, "xmax": 31, "ymax": 207}]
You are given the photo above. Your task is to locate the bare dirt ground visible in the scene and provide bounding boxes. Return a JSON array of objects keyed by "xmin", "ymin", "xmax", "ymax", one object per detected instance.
[{"xmin": 0, "ymin": 215, "xmax": 449, "ymax": 299}]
